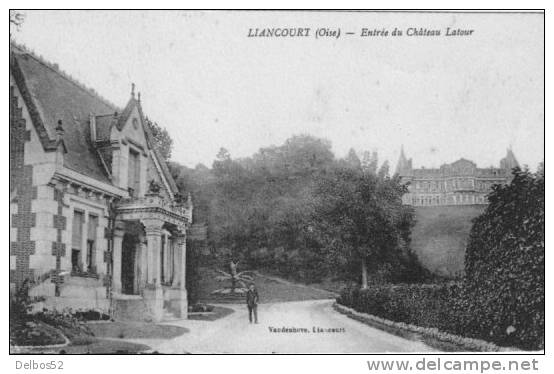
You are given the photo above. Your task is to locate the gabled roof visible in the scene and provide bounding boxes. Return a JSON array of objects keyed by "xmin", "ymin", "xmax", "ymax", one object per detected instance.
[
  {"xmin": 115, "ymin": 95, "xmax": 179, "ymax": 195},
  {"xmin": 10, "ymin": 43, "xmax": 180, "ymax": 195}
]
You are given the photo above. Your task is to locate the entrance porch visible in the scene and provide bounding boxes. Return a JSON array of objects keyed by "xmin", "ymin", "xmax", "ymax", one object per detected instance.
[{"xmin": 112, "ymin": 193, "xmax": 190, "ymax": 322}]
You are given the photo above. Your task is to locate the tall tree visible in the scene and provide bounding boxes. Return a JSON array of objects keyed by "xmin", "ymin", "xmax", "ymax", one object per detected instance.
[
  {"xmin": 146, "ymin": 118, "xmax": 173, "ymax": 161},
  {"xmin": 312, "ymin": 165, "xmax": 411, "ymax": 287}
]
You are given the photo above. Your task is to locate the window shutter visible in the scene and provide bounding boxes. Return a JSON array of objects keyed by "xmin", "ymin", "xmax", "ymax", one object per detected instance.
[
  {"xmin": 72, "ymin": 211, "xmax": 83, "ymax": 249},
  {"xmin": 88, "ymin": 215, "xmax": 98, "ymax": 240}
]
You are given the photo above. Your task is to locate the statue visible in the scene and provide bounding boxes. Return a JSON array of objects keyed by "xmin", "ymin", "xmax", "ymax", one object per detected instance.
[
  {"xmin": 148, "ymin": 179, "xmax": 161, "ymax": 194},
  {"xmin": 229, "ymin": 260, "xmax": 238, "ymax": 277},
  {"xmin": 211, "ymin": 260, "xmax": 254, "ymax": 296}
]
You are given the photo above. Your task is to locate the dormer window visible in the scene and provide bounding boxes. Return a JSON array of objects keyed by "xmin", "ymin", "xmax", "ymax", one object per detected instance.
[{"xmin": 128, "ymin": 148, "xmax": 141, "ymax": 197}]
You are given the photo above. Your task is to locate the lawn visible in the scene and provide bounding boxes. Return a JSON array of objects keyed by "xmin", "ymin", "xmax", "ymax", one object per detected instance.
[
  {"xmin": 197, "ymin": 267, "xmax": 336, "ymax": 304},
  {"xmin": 59, "ymin": 339, "xmax": 151, "ymax": 354},
  {"xmin": 87, "ymin": 321, "xmax": 188, "ymax": 340}
]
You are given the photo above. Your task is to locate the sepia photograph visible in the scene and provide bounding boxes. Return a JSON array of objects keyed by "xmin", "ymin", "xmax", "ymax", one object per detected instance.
[{"xmin": 8, "ymin": 9, "xmax": 544, "ymax": 356}]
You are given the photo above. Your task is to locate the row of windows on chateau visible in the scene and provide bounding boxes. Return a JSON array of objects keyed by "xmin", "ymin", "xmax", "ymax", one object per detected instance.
[
  {"xmin": 69, "ymin": 145, "xmax": 142, "ymax": 276},
  {"xmin": 409, "ymin": 193, "xmax": 487, "ymax": 206},
  {"xmin": 70, "ymin": 209, "xmax": 177, "ymax": 285},
  {"xmin": 411, "ymin": 178, "xmax": 505, "ymax": 193}
]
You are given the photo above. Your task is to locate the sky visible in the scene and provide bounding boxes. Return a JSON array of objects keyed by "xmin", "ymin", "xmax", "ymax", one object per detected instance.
[{"xmin": 11, "ymin": 11, "xmax": 544, "ymax": 170}]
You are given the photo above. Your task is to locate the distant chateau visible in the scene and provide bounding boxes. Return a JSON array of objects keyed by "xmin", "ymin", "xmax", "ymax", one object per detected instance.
[{"xmin": 395, "ymin": 147, "xmax": 519, "ymax": 206}]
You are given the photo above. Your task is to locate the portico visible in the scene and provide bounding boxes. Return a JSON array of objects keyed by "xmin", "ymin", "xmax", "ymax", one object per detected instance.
[{"xmin": 112, "ymin": 191, "xmax": 191, "ymax": 321}]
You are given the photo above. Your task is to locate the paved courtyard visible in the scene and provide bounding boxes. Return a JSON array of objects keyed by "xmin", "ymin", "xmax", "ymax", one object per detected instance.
[{"xmin": 126, "ymin": 299, "xmax": 433, "ymax": 353}]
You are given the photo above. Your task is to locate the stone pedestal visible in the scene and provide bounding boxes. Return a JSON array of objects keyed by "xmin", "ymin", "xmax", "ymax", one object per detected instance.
[
  {"xmin": 143, "ymin": 286, "xmax": 164, "ymax": 322},
  {"xmin": 177, "ymin": 288, "xmax": 188, "ymax": 319}
]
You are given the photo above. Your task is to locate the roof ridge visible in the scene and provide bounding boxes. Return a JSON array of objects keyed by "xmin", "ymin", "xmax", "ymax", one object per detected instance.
[{"xmin": 10, "ymin": 40, "xmax": 120, "ymax": 112}]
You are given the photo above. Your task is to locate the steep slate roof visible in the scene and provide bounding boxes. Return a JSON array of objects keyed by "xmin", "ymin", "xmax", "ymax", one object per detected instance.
[
  {"xmin": 10, "ymin": 44, "xmax": 179, "ymax": 195},
  {"xmin": 11, "ymin": 46, "xmax": 116, "ymax": 183}
]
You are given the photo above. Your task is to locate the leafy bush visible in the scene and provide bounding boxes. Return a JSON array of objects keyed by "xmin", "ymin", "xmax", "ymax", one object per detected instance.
[
  {"xmin": 33, "ymin": 309, "xmax": 94, "ymax": 343},
  {"xmin": 337, "ymin": 283, "xmax": 463, "ymax": 335},
  {"xmin": 461, "ymin": 167, "xmax": 544, "ymax": 350},
  {"xmin": 10, "ymin": 280, "xmax": 93, "ymax": 346},
  {"xmin": 189, "ymin": 303, "xmax": 215, "ymax": 313},
  {"xmin": 10, "ymin": 320, "xmax": 66, "ymax": 346},
  {"xmin": 73, "ymin": 309, "xmax": 111, "ymax": 321}
]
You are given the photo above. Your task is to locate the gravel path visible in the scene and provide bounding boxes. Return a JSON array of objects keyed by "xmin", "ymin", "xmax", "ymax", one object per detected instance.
[{"xmin": 128, "ymin": 299, "xmax": 433, "ymax": 353}]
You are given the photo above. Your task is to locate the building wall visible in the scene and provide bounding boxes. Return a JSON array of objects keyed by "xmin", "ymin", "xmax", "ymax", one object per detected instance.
[
  {"xmin": 11, "ymin": 78, "xmax": 111, "ymax": 311},
  {"xmin": 10, "ymin": 79, "xmax": 56, "ymax": 291},
  {"xmin": 402, "ymin": 174, "xmax": 508, "ymax": 206}
]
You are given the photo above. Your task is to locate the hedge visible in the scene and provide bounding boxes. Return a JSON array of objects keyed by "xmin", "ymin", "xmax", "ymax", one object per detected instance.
[
  {"xmin": 337, "ymin": 283, "xmax": 466, "ymax": 338},
  {"xmin": 462, "ymin": 167, "xmax": 544, "ymax": 350}
]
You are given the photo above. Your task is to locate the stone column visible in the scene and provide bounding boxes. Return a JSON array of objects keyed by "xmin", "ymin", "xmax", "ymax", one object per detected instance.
[
  {"xmin": 141, "ymin": 218, "xmax": 164, "ymax": 322},
  {"xmin": 175, "ymin": 232, "xmax": 187, "ymax": 318},
  {"xmin": 171, "ymin": 236, "xmax": 181, "ymax": 288},
  {"xmin": 81, "ymin": 212, "xmax": 89, "ymax": 270},
  {"xmin": 177, "ymin": 233, "xmax": 187, "ymax": 290},
  {"xmin": 142, "ymin": 218, "xmax": 163, "ymax": 286},
  {"xmin": 138, "ymin": 238, "xmax": 148, "ymax": 291},
  {"xmin": 112, "ymin": 220, "xmax": 125, "ymax": 294}
]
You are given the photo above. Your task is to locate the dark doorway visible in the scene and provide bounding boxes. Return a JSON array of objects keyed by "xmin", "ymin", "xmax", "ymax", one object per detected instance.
[{"xmin": 122, "ymin": 234, "xmax": 138, "ymax": 295}]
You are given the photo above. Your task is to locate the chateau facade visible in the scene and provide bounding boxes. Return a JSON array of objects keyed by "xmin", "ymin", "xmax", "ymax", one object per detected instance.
[
  {"xmin": 10, "ymin": 44, "xmax": 192, "ymax": 321},
  {"xmin": 395, "ymin": 147, "xmax": 519, "ymax": 206}
]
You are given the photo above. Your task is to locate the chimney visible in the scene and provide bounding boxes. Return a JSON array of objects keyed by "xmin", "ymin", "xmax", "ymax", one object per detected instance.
[
  {"xmin": 54, "ymin": 120, "xmax": 66, "ymax": 166},
  {"xmin": 55, "ymin": 119, "xmax": 64, "ymax": 142},
  {"xmin": 89, "ymin": 114, "xmax": 97, "ymax": 143}
]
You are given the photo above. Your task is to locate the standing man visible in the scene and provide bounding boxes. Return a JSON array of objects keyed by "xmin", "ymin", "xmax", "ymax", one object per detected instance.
[{"xmin": 246, "ymin": 283, "xmax": 259, "ymax": 324}]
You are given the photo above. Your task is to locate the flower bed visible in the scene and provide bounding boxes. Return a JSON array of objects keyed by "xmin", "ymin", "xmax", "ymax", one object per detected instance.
[{"xmin": 10, "ymin": 320, "xmax": 67, "ymax": 347}]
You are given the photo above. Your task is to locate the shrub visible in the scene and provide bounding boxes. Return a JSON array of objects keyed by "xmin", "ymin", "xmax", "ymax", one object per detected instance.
[
  {"xmin": 461, "ymin": 167, "xmax": 544, "ymax": 350},
  {"xmin": 33, "ymin": 309, "xmax": 93, "ymax": 342},
  {"xmin": 337, "ymin": 283, "xmax": 463, "ymax": 335},
  {"xmin": 73, "ymin": 309, "xmax": 110, "ymax": 321}
]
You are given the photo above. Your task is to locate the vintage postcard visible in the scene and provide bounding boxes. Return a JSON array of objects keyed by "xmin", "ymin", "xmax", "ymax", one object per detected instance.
[{"xmin": 9, "ymin": 10, "xmax": 544, "ymax": 357}]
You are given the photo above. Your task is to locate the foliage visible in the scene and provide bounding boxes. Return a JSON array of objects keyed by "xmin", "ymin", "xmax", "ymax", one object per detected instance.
[
  {"xmin": 460, "ymin": 166, "xmax": 544, "ymax": 350},
  {"xmin": 311, "ymin": 162, "xmax": 426, "ymax": 284},
  {"xmin": 211, "ymin": 262, "xmax": 254, "ymax": 295},
  {"xmin": 169, "ymin": 135, "xmax": 426, "ymax": 285},
  {"xmin": 10, "ymin": 11, "xmax": 25, "ymax": 36},
  {"xmin": 145, "ymin": 117, "xmax": 173, "ymax": 161},
  {"xmin": 337, "ymin": 283, "xmax": 464, "ymax": 336},
  {"xmin": 33, "ymin": 309, "xmax": 94, "ymax": 343},
  {"xmin": 10, "ymin": 279, "xmax": 34, "ymax": 324},
  {"xmin": 337, "ymin": 166, "xmax": 545, "ymax": 350},
  {"xmin": 10, "ymin": 280, "xmax": 94, "ymax": 346}
]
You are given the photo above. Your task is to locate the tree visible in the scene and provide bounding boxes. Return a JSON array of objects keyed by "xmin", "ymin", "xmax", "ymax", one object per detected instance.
[
  {"xmin": 312, "ymin": 165, "xmax": 412, "ymax": 288},
  {"xmin": 361, "ymin": 150, "xmax": 378, "ymax": 175},
  {"xmin": 146, "ymin": 118, "xmax": 173, "ymax": 161},
  {"xmin": 169, "ymin": 134, "xmax": 421, "ymax": 286},
  {"xmin": 343, "ymin": 148, "xmax": 362, "ymax": 170},
  {"xmin": 10, "ymin": 11, "xmax": 25, "ymax": 37}
]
